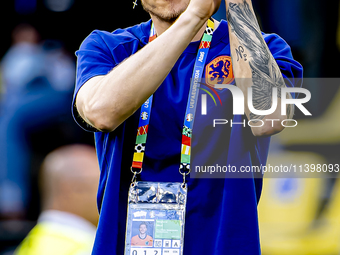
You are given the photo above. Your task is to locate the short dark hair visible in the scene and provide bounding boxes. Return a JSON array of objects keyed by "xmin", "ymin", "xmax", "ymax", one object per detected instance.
[{"xmin": 139, "ymin": 222, "xmax": 147, "ymax": 228}]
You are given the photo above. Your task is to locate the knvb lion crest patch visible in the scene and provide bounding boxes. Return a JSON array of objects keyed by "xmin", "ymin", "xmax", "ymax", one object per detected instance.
[{"xmin": 205, "ymin": 55, "xmax": 235, "ymax": 89}]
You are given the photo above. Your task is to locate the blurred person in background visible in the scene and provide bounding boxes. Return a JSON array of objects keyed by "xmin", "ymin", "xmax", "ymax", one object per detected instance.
[
  {"xmin": 0, "ymin": 23, "xmax": 76, "ymax": 219},
  {"xmin": 0, "ymin": 23, "xmax": 41, "ymax": 102},
  {"xmin": 14, "ymin": 144, "xmax": 99, "ymax": 255}
]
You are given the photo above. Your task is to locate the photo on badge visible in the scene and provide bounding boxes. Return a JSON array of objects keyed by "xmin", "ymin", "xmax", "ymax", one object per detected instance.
[{"xmin": 131, "ymin": 220, "xmax": 155, "ymax": 247}]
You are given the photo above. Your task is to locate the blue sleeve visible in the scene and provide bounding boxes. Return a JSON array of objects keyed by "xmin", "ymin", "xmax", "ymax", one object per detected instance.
[
  {"xmin": 72, "ymin": 31, "xmax": 117, "ymax": 131},
  {"xmin": 72, "ymin": 30, "xmax": 141, "ymax": 131},
  {"xmin": 264, "ymin": 33, "xmax": 303, "ymax": 98}
]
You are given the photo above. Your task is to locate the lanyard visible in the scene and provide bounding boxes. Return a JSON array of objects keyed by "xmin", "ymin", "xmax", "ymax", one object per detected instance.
[{"xmin": 131, "ymin": 19, "xmax": 215, "ymax": 184}]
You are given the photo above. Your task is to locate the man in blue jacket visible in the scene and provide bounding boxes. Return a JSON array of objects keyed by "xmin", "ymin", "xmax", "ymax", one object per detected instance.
[{"xmin": 72, "ymin": 0, "xmax": 303, "ymax": 254}]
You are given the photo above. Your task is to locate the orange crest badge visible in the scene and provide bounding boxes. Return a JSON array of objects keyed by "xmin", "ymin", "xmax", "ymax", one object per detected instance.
[{"xmin": 205, "ymin": 55, "xmax": 234, "ymax": 89}]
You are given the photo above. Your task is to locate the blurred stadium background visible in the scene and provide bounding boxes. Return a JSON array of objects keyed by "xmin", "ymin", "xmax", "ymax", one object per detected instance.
[{"xmin": 0, "ymin": 0, "xmax": 340, "ymax": 254}]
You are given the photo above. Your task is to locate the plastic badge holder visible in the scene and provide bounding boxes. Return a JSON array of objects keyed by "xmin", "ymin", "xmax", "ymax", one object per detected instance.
[{"xmin": 125, "ymin": 182, "xmax": 187, "ymax": 255}]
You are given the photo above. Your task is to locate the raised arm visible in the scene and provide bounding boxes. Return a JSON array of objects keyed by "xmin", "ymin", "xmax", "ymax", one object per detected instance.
[
  {"xmin": 226, "ymin": 0, "xmax": 294, "ymax": 136},
  {"xmin": 76, "ymin": 0, "xmax": 221, "ymax": 132}
]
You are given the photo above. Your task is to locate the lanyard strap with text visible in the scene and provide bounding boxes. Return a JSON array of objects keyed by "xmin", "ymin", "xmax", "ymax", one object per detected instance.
[{"xmin": 131, "ymin": 19, "xmax": 215, "ymax": 184}]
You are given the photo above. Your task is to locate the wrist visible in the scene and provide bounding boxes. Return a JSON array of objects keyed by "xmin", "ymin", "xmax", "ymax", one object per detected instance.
[
  {"xmin": 178, "ymin": 8, "xmax": 208, "ymax": 34},
  {"xmin": 184, "ymin": 4, "xmax": 211, "ymax": 22}
]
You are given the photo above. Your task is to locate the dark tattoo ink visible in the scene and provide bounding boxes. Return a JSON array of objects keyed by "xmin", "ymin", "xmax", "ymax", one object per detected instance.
[
  {"xmin": 227, "ymin": 0, "xmax": 288, "ymax": 121},
  {"xmin": 235, "ymin": 46, "xmax": 247, "ymax": 62}
]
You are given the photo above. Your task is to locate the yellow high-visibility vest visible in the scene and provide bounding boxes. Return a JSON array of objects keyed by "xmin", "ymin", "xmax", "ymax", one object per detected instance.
[{"xmin": 15, "ymin": 221, "xmax": 95, "ymax": 255}]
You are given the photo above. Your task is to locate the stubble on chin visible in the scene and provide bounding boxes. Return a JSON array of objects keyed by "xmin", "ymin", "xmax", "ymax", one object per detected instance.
[{"xmin": 141, "ymin": 0, "xmax": 188, "ymax": 23}]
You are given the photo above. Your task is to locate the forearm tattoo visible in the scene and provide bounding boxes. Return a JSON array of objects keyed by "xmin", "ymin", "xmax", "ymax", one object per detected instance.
[{"xmin": 227, "ymin": 0, "xmax": 289, "ymax": 120}]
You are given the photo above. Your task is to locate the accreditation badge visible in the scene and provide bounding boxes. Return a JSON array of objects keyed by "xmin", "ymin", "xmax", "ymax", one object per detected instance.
[{"xmin": 124, "ymin": 182, "xmax": 187, "ymax": 255}]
